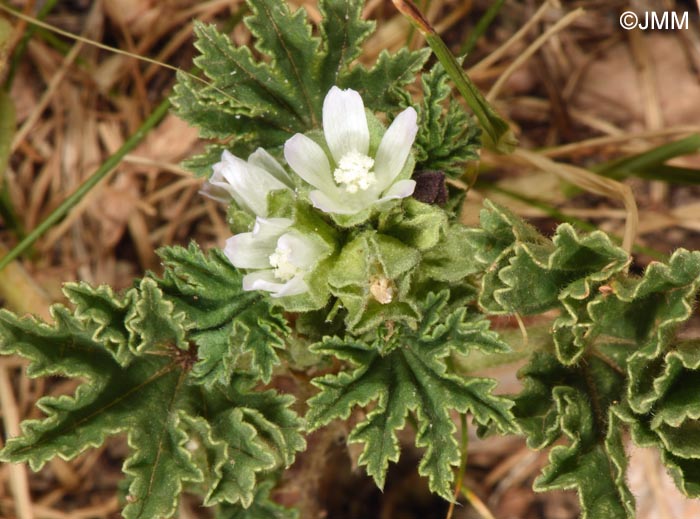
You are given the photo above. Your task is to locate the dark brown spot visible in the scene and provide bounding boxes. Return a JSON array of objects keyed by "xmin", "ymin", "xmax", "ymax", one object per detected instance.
[{"xmin": 412, "ymin": 170, "xmax": 448, "ymax": 206}]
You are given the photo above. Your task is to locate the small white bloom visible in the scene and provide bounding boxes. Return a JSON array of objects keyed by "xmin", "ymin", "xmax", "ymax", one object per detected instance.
[
  {"xmin": 224, "ymin": 217, "xmax": 325, "ymax": 298},
  {"xmin": 284, "ymin": 86, "xmax": 418, "ymax": 216},
  {"xmin": 201, "ymin": 148, "xmax": 293, "ymax": 217}
]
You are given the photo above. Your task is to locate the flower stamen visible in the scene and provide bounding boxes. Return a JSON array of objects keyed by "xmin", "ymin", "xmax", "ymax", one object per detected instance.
[
  {"xmin": 269, "ymin": 245, "xmax": 301, "ymax": 281},
  {"xmin": 333, "ymin": 150, "xmax": 377, "ymax": 193}
]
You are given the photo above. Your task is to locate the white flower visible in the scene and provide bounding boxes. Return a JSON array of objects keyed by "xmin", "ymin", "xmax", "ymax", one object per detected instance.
[
  {"xmin": 224, "ymin": 217, "xmax": 325, "ymax": 298},
  {"xmin": 284, "ymin": 86, "xmax": 418, "ymax": 216},
  {"xmin": 201, "ymin": 148, "xmax": 293, "ymax": 217}
]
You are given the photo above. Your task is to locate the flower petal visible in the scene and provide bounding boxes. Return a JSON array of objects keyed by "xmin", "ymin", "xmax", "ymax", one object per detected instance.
[
  {"xmin": 242, "ymin": 270, "xmax": 285, "ymax": 292},
  {"xmin": 376, "ymin": 179, "xmax": 416, "ymax": 203},
  {"xmin": 309, "ymin": 189, "xmax": 360, "ymax": 215},
  {"xmin": 223, "ymin": 233, "xmax": 274, "ymax": 269},
  {"xmin": 214, "ymin": 150, "xmax": 290, "ymax": 216},
  {"xmin": 322, "ymin": 86, "xmax": 370, "ymax": 161},
  {"xmin": 284, "ymin": 134, "xmax": 335, "ymax": 192},
  {"xmin": 274, "ymin": 274, "xmax": 309, "ymax": 297},
  {"xmin": 277, "ymin": 232, "xmax": 324, "ymax": 269},
  {"xmin": 216, "ymin": 152, "xmax": 268, "ymax": 215},
  {"xmin": 252, "ymin": 217, "xmax": 294, "ymax": 239},
  {"xmin": 242, "ymin": 270, "xmax": 309, "ymax": 297},
  {"xmin": 248, "ymin": 147, "xmax": 292, "ymax": 187},
  {"xmin": 373, "ymin": 107, "xmax": 418, "ymax": 191},
  {"xmin": 200, "ymin": 169, "xmax": 236, "ymax": 203},
  {"xmin": 223, "ymin": 217, "xmax": 292, "ymax": 269}
]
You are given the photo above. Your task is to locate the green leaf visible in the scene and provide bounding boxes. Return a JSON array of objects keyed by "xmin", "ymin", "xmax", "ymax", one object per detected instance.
[
  {"xmin": 507, "ymin": 247, "xmax": 700, "ymax": 513},
  {"xmin": 318, "ymin": 0, "xmax": 374, "ymax": 88},
  {"xmin": 0, "ymin": 303, "xmax": 202, "ymax": 519},
  {"xmin": 583, "ymin": 250, "xmax": 700, "ymax": 414},
  {"xmin": 307, "ymin": 291, "xmax": 514, "ymax": 498},
  {"xmin": 244, "ymin": 0, "xmax": 321, "ymax": 126},
  {"xmin": 473, "ymin": 203, "xmax": 629, "ymax": 319},
  {"xmin": 216, "ymin": 480, "xmax": 298, "ymax": 519},
  {"xmin": 340, "ymin": 47, "xmax": 430, "ymax": 113},
  {"xmin": 184, "ymin": 377, "xmax": 305, "ymax": 507},
  {"xmin": 129, "ymin": 278, "xmax": 189, "ymax": 353},
  {"xmin": 173, "ymin": 0, "xmax": 425, "ymax": 171},
  {"xmin": 0, "ymin": 276, "xmax": 303, "ymax": 517},
  {"xmin": 420, "ymin": 224, "xmax": 484, "ymax": 283},
  {"xmin": 513, "ymin": 352, "xmax": 634, "ymax": 519},
  {"xmin": 63, "ymin": 282, "xmax": 134, "ymax": 366},
  {"xmin": 413, "ymin": 62, "xmax": 481, "ymax": 178},
  {"xmin": 153, "ymin": 243, "xmax": 290, "ymax": 385},
  {"xmin": 598, "ymin": 250, "xmax": 700, "ymax": 499}
]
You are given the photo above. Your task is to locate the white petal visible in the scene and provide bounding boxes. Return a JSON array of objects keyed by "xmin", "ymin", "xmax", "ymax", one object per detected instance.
[
  {"xmin": 252, "ymin": 217, "xmax": 293, "ymax": 240},
  {"xmin": 246, "ymin": 163, "xmax": 291, "ymax": 215},
  {"xmin": 273, "ymin": 274, "xmax": 309, "ymax": 297},
  {"xmin": 242, "ymin": 270, "xmax": 309, "ymax": 297},
  {"xmin": 376, "ymin": 179, "xmax": 416, "ymax": 203},
  {"xmin": 214, "ymin": 151, "xmax": 290, "ymax": 216},
  {"xmin": 322, "ymin": 87, "xmax": 369, "ymax": 161},
  {"xmin": 277, "ymin": 232, "xmax": 323, "ymax": 269},
  {"xmin": 215, "ymin": 152, "xmax": 264, "ymax": 215},
  {"xmin": 200, "ymin": 169, "xmax": 235, "ymax": 203},
  {"xmin": 373, "ymin": 107, "xmax": 418, "ymax": 191},
  {"xmin": 223, "ymin": 217, "xmax": 292, "ymax": 269},
  {"xmin": 223, "ymin": 233, "xmax": 274, "ymax": 269},
  {"xmin": 309, "ymin": 190, "xmax": 362, "ymax": 215},
  {"xmin": 242, "ymin": 270, "xmax": 285, "ymax": 292},
  {"xmin": 284, "ymin": 134, "xmax": 335, "ymax": 192},
  {"xmin": 248, "ymin": 148, "xmax": 292, "ymax": 187}
]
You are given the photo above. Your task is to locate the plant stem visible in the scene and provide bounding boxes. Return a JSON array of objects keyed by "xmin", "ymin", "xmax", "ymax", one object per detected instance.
[
  {"xmin": 462, "ymin": 484, "xmax": 497, "ymax": 519},
  {"xmin": 0, "ymin": 98, "xmax": 171, "ymax": 272},
  {"xmin": 446, "ymin": 413, "xmax": 469, "ymax": 519}
]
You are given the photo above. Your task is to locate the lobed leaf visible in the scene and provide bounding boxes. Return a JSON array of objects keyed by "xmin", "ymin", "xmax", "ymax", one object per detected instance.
[
  {"xmin": 172, "ymin": 0, "xmax": 428, "ymax": 170},
  {"xmin": 0, "ymin": 261, "xmax": 303, "ymax": 517},
  {"xmin": 413, "ymin": 62, "xmax": 481, "ymax": 178},
  {"xmin": 154, "ymin": 243, "xmax": 289, "ymax": 385},
  {"xmin": 0, "ymin": 300, "xmax": 199, "ymax": 519},
  {"xmin": 216, "ymin": 480, "xmax": 298, "ymax": 519},
  {"xmin": 307, "ymin": 291, "xmax": 514, "ymax": 498},
  {"xmin": 513, "ymin": 352, "xmax": 634, "ymax": 519}
]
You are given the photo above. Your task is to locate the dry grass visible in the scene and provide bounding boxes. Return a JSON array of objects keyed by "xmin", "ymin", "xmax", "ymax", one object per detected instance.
[{"xmin": 1, "ymin": 0, "xmax": 699, "ymax": 518}]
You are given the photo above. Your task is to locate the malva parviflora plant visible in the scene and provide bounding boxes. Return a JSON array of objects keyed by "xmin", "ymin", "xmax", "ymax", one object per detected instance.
[{"xmin": 2, "ymin": 1, "xmax": 700, "ymax": 518}]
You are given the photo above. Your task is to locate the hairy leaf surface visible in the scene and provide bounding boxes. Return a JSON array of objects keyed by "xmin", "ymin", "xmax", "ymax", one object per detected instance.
[
  {"xmin": 172, "ymin": 0, "xmax": 429, "ymax": 168},
  {"xmin": 307, "ymin": 291, "xmax": 515, "ymax": 498},
  {"xmin": 154, "ymin": 244, "xmax": 289, "ymax": 385},
  {"xmin": 513, "ymin": 352, "xmax": 634, "ymax": 519},
  {"xmin": 413, "ymin": 62, "xmax": 481, "ymax": 178},
  {"xmin": 0, "ymin": 275, "xmax": 303, "ymax": 517}
]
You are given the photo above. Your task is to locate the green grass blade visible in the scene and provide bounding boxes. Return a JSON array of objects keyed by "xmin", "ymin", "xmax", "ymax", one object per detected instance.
[
  {"xmin": 391, "ymin": 0, "xmax": 517, "ymax": 154},
  {"xmin": 459, "ymin": 0, "xmax": 506, "ymax": 56},
  {"xmin": 595, "ymin": 134, "xmax": 700, "ymax": 182},
  {"xmin": 0, "ymin": 99, "xmax": 171, "ymax": 272}
]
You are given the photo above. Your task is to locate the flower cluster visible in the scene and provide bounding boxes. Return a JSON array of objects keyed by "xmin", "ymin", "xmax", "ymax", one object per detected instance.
[{"xmin": 203, "ymin": 86, "xmax": 419, "ymax": 300}]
